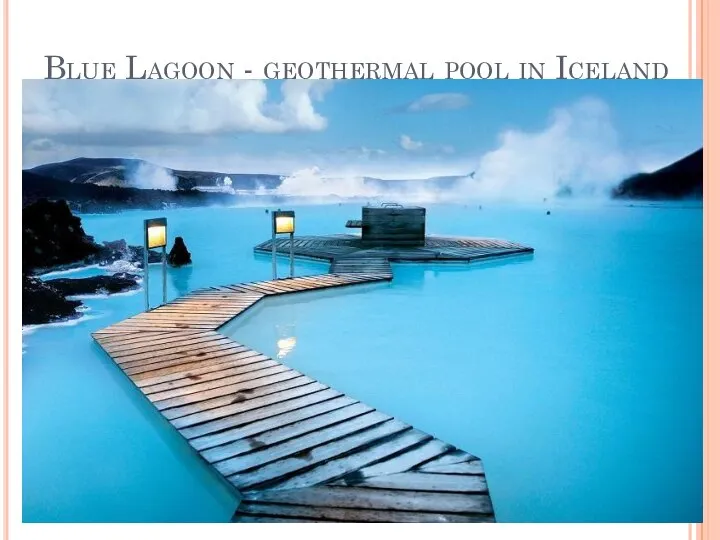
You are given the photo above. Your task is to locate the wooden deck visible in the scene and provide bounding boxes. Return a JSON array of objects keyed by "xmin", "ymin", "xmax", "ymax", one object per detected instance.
[
  {"xmin": 255, "ymin": 233, "xmax": 533, "ymax": 268},
  {"xmin": 92, "ymin": 271, "xmax": 497, "ymax": 523}
]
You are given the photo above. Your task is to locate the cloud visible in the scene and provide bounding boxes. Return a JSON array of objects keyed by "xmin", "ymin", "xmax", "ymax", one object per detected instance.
[
  {"xmin": 22, "ymin": 79, "xmax": 334, "ymax": 141},
  {"xmin": 399, "ymin": 135, "xmax": 423, "ymax": 151},
  {"xmin": 393, "ymin": 93, "xmax": 471, "ymax": 113},
  {"xmin": 242, "ymin": 97, "xmax": 666, "ymax": 203}
]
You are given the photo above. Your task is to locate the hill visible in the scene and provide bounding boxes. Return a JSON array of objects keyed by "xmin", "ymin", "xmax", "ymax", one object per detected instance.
[
  {"xmin": 612, "ymin": 149, "xmax": 702, "ymax": 200},
  {"xmin": 27, "ymin": 157, "xmax": 284, "ymax": 191},
  {"xmin": 22, "ymin": 170, "xmax": 248, "ymax": 213}
]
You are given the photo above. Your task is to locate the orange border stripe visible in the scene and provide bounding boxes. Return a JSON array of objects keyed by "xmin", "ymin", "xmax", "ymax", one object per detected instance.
[
  {"xmin": 690, "ymin": 0, "xmax": 694, "ymax": 78},
  {"xmin": 3, "ymin": 0, "xmax": 9, "ymax": 533},
  {"xmin": 702, "ymin": 0, "xmax": 710, "ymax": 536}
]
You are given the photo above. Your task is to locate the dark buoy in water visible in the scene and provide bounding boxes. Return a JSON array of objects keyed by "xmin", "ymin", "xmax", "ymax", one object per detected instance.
[
  {"xmin": 546, "ymin": 210, "xmax": 551, "ymax": 215},
  {"xmin": 478, "ymin": 205, "xmax": 482, "ymax": 210},
  {"xmin": 264, "ymin": 209, "xmax": 269, "ymax": 214}
]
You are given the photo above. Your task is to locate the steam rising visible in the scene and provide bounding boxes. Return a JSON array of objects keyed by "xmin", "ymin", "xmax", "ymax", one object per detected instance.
[
  {"xmin": 275, "ymin": 98, "xmax": 652, "ymax": 203},
  {"xmin": 126, "ymin": 161, "xmax": 177, "ymax": 190}
]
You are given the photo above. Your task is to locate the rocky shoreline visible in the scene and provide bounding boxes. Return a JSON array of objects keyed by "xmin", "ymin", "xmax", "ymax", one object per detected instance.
[{"xmin": 22, "ymin": 198, "xmax": 161, "ymax": 325}]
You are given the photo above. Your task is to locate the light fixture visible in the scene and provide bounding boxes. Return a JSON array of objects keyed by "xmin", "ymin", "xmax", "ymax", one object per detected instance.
[
  {"xmin": 273, "ymin": 211, "xmax": 295, "ymax": 235},
  {"xmin": 143, "ymin": 217, "xmax": 168, "ymax": 311},
  {"xmin": 271, "ymin": 210, "xmax": 296, "ymax": 280}
]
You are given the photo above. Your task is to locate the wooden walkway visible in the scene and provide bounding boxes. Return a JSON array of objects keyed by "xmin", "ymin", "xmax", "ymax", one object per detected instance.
[{"xmin": 92, "ymin": 271, "xmax": 496, "ymax": 523}]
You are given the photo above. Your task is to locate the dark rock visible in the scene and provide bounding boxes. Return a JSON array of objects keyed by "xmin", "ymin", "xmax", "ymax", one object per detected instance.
[
  {"xmin": 613, "ymin": 148, "xmax": 702, "ymax": 200},
  {"xmin": 24, "ymin": 199, "xmax": 162, "ymax": 273},
  {"xmin": 168, "ymin": 237, "xmax": 192, "ymax": 267},
  {"xmin": 23, "ymin": 199, "xmax": 100, "ymax": 272},
  {"xmin": 47, "ymin": 273, "xmax": 140, "ymax": 297},
  {"xmin": 22, "ymin": 272, "xmax": 81, "ymax": 325}
]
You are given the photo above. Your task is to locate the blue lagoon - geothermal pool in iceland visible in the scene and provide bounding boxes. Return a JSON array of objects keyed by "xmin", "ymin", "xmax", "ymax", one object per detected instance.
[{"xmin": 22, "ymin": 202, "xmax": 702, "ymax": 523}]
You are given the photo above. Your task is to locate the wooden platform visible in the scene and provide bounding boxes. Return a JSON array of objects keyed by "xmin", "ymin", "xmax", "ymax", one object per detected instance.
[
  {"xmin": 92, "ymin": 271, "xmax": 496, "ymax": 523},
  {"xmin": 255, "ymin": 233, "xmax": 534, "ymax": 273}
]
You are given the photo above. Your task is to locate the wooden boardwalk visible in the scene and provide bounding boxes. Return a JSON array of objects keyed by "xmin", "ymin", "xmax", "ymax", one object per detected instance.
[{"xmin": 92, "ymin": 271, "xmax": 497, "ymax": 523}]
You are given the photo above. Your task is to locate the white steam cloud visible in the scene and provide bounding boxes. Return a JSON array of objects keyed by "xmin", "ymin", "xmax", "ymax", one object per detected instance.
[
  {"xmin": 275, "ymin": 98, "xmax": 651, "ymax": 203},
  {"xmin": 275, "ymin": 167, "xmax": 373, "ymax": 198},
  {"xmin": 127, "ymin": 161, "xmax": 177, "ymax": 190},
  {"xmin": 454, "ymin": 97, "xmax": 637, "ymax": 201},
  {"xmin": 274, "ymin": 166, "xmax": 445, "ymax": 203}
]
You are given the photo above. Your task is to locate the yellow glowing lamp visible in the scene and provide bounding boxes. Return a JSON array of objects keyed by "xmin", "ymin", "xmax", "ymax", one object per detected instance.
[
  {"xmin": 273, "ymin": 210, "xmax": 295, "ymax": 235},
  {"xmin": 144, "ymin": 217, "xmax": 167, "ymax": 249}
]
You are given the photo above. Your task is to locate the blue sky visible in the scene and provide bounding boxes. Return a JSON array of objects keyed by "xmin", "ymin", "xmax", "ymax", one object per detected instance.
[
  {"xmin": 23, "ymin": 79, "xmax": 702, "ymax": 182},
  {"xmin": 257, "ymin": 79, "xmax": 702, "ymax": 159}
]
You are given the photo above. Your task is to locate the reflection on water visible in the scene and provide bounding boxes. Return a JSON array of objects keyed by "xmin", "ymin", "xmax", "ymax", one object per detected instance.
[
  {"xmin": 275, "ymin": 324, "xmax": 297, "ymax": 359},
  {"xmin": 169, "ymin": 265, "xmax": 194, "ymax": 296}
]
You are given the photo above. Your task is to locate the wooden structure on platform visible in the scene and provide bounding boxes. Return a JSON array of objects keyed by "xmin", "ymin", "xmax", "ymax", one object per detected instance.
[
  {"xmin": 92, "ymin": 270, "xmax": 497, "ymax": 523},
  {"xmin": 353, "ymin": 204, "xmax": 427, "ymax": 247}
]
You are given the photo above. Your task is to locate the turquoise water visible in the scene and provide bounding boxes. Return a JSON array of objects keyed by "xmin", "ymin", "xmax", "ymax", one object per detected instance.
[{"xmin": 22, "ymin": 202, "xmax": 702, "ymax": 522}]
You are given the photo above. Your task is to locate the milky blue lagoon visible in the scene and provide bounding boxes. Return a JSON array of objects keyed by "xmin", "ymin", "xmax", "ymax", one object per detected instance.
[{"xmin": 22, "ymin": 202, "xmax": 702, "ymax": 523}]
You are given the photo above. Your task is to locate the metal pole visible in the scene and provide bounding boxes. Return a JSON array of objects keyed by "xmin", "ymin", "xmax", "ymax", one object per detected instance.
[
  {"xmin": 144, "ymin": 245, "xmax": 149, "ymax": 311},
  {"xmin": 272, "ymin": 228, "xmax": 277, "ymax": 280},
  {"xmin": 290, "ymin": 232, "xmax": 295, "ymax": 277},
  {"xmin": 162, "ymin": 245, "xmax": 167, "ymax": 304}
]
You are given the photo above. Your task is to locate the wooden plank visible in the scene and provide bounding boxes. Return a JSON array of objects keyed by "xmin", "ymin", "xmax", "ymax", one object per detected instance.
[
  {"xmin": 136, "ymin": 351, "xmax": 271, "ymax": 388},
  {"xmin": 131, "ymin": 349, "xmax": 268, "ymax": 383},
  {"xmin": 142, "ymin": 358, "xmax": 281, "ymax": 396},
  {"xmin": 234, "ymin": 503, "xmax": 491, "ymax": 523},
  {"xmin": 173, "ymin": 382, "xmax": 333, "ymax": 431},
  {"xmin": 244, "ymin": 486, "xmax": 494, "ymax": 515},
  {"xmin": 334, "ymin": 471, "xmax": 488, "ymax": 493},
  {"xmin": 233, "ymin": 514, "xmax": 321, "ymax": 523},
  {"xmin": 111, "ymin": 333, "xmax": 230, "ymax": 359},
  {"xmin": 227, "ymin": 419, "xmax": 410, "ymax": 490},
  {"xmin": 179, "ymin": 387, "xmax": 344, "ymax": 440},
  {"xmin": 162, "ymin": 375, "xmax": 316, "ymax": 421},
  {"xmin": 270, "ymin": 428, "xmax": 431, "ymax": 491},
  {"xmin": 201, "ymin": 402, "xmax": 373, "ymax": 464},
  {"xmin": 190, "ymin": 395, "xmax": 359, "ymax": 452},
  {"xmin": 97, "ymin": 331, "xmax": 212, "ymax": 353},
  {"xmin": 118, "ymin": 340, "xmax": 244, "ymax": 370},
  {"xmin": 419, "ymin": 460, "xmax": 486, "ymax": 475},
  {"xmin": 125, "ymin": 345, "xmax": 253, "ymax": 377},
  {"xmin": 151, "ymin": 367, "xmax": 300, "ymax": 408},
  {"xmin": 94, "ymin": 330, "xmax": 178, "ymax": 346},
  {"xmin": 354, "ymin": 438, "xmax": 452, "ymax": 478},
  {"xmin": 214, "ymin": 409, "xmax": 388, "ymax": 477},
  {"xmin": 417, "ymin": 449, "xmax": 478, "ymax": 469}
]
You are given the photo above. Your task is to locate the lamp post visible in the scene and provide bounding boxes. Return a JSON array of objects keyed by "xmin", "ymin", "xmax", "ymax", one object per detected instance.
[
  {"xmin": 271, "ymin": 210, "xmax": 295, "ymax": 280},
  {"xmin": 143, "ymin": 217, "xmax": 168, "ymax": 311}
]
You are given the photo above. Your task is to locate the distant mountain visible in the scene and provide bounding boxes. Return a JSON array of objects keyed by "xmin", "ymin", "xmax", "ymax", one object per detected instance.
[
  {"xmin": 613, "ymin": 149, "xmax": 703, "ymax": 200},
  {"xmin": 27, "ymin": 157, "xmax": 284, "ymax": 191},
  {"xmin": 24, "ymin": 149, "xmax": 703, "ymax": 210},
  {"xmin": 22, "ymin": 170, "xmax": 251, "ymax": 213}
]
